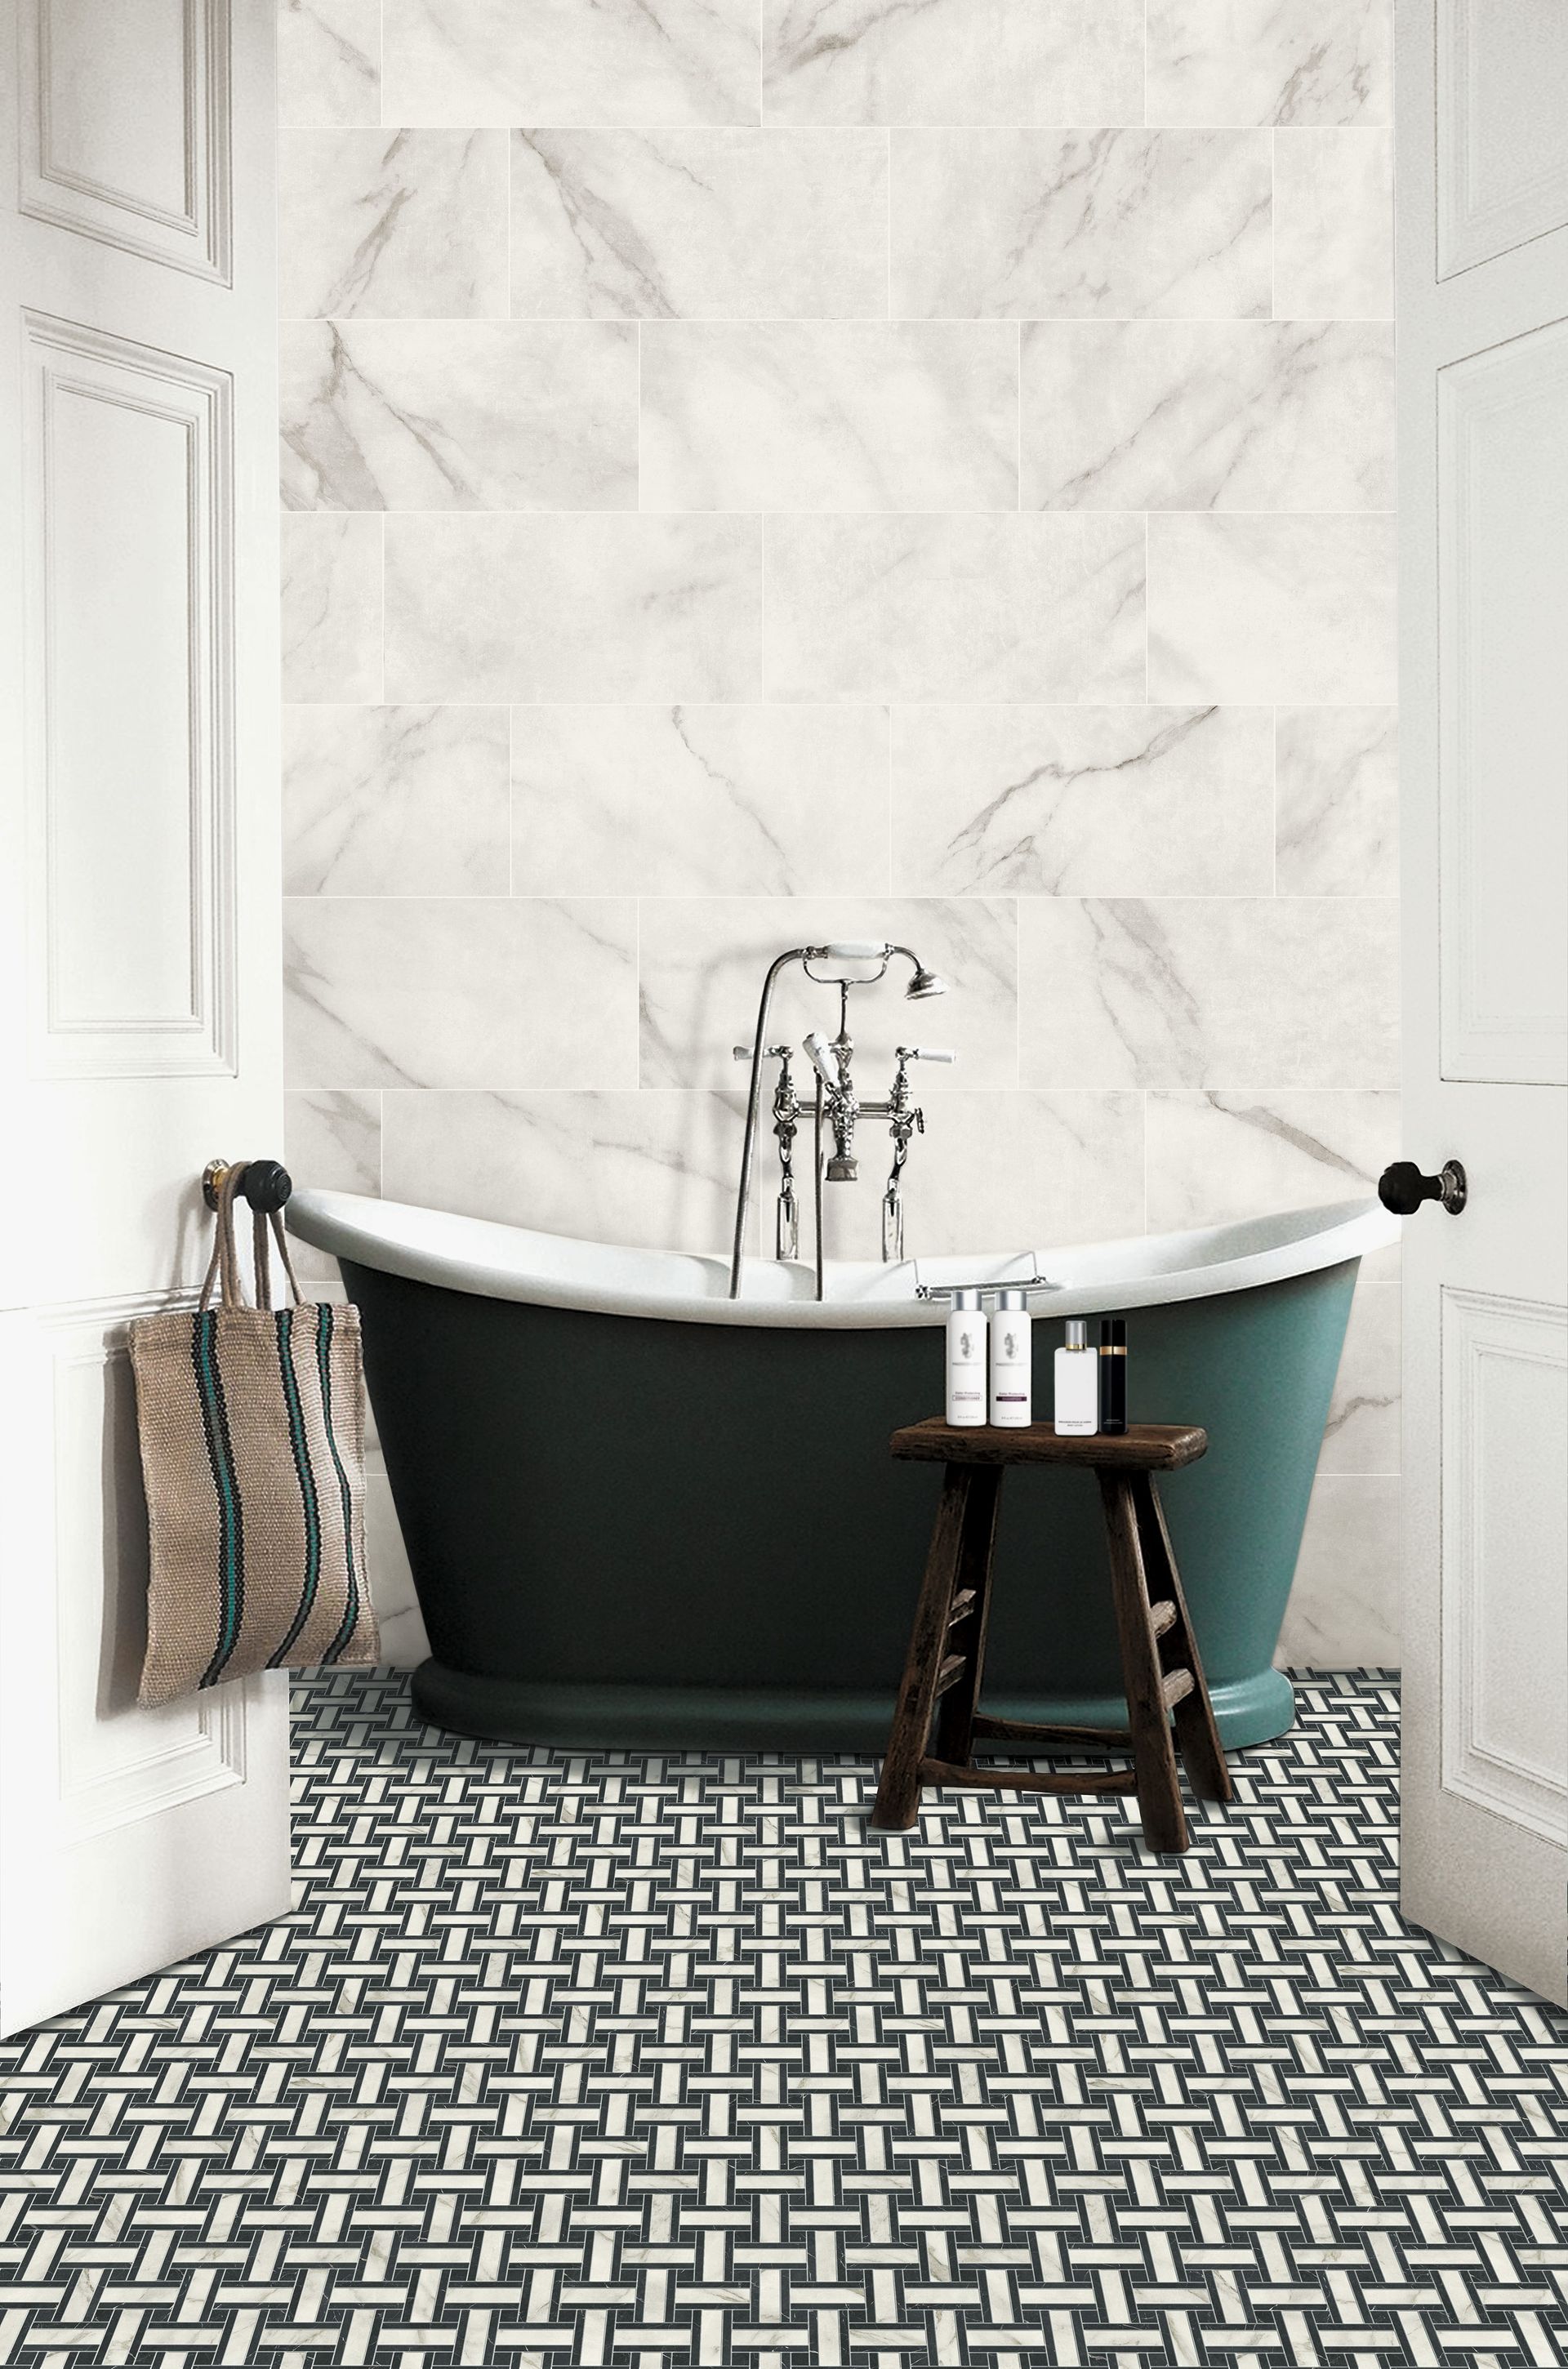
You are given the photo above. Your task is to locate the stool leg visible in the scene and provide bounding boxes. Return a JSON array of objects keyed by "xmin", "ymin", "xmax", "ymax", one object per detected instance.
[
  {"xmin": 1098, "ymin": 1471, "xmax": 1188, "ymax": 1854},
  {"xmin": 932, "ymin": 1463, "xmax": 1002, "ymax": 1769},
  {"xmin": 1133, "ymin": 1473, "xmax": 1233, "ymax": 1806},
  {"xmin": 871, "ymin": 1465, "xmax": 973, "ymax": 1832}
]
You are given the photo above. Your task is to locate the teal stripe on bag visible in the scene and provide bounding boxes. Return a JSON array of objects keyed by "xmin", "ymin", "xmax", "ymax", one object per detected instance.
[
  {"xmin": 269, "ymin": 1306, "xmax": 323, "ymax": 1666},
  {"xmin": 316, "ymin": 1305, "xmax": 363, "ymax": 1663},
  {"xmin": 193, "ymin": 1309, "xmax": 245, "ymax": 1687}
]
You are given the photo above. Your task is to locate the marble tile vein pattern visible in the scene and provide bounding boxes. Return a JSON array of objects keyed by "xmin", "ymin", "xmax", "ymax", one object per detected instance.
[
  {"xmin": 381, "ymin": 0, "xmax": 764, "ymax": 128},
  {"xmin": 1020, "ymin": 899, "xmax": 1399, "ymax": 1088},
  {"xmin": 281, "ymin": 322, "xmax": 639, "ymax": 511},
  {"xmin": 278, "ymin": 0, "xmax": 381, "ymax": 127},
  {"xmin": 284, "ymin": 705, "xmax": 510, "ymax": 894},
  {"xmin": 1022, "ymin": 322, "xmax": 1394, "ymax": 512},
  {"xmin": 1272, "ymin": 128, "xmax": 1394, "ymax": 318},
  {"xmin": 890, "ymin": 131, "xmax": 1273, "ymax": 320},
  {"xmin": 384, "ymin": 514, "xmax": 764, "ymax": 704},
  {"xmin": 1147, "ymin": 513, "xmax": 1396, "ymax": 704},
  {"xmin": 760, "ymin": 0, "xmax": 1145, "ymax": 128},
  {"xmin": 279, "ymin": 130, "xmax": 510, "ymax": 319},
  {"xmin": 510, "ymin": 130, "xmax": 889, "ymax": 321},
  {"xmin": 892, "ymin": 706, "xmax": 1275, "ymax": 897},
  {"xmin": 283, "ymin": 897, "xmax": 639, "ymax": 1089},
  {"xmin": 765, "ymin": 514, "xmax": 1146, "ymax": 703},
  {"xmin": 376, "ymin": 1084, "xmax": 1148, "ymax": 1264},
  {"xmin": 280, "ymin": 514, "xmax": 383, "ymax": 704},
  {"xmin": 640, "ymin": 323, "xmax": 1020, "ymax": 513},
  {"xmin": 1276, "ymin": 706, "xmax": 1398, "ymax": 896},
  {"xmin": 637, "ymin": 897, "xmax": 1019, "ymax": 1091},
  {"xmin": 1145, "ymin": 0, "xmax": 1392, "ymax": 127},
  {"xmin": 276, "ymin": 0, "xmax": 1404, "ymax": 1658},
  {"xmin": 511, "ymin": 704, "xmax": 891, "ymax": 897}
]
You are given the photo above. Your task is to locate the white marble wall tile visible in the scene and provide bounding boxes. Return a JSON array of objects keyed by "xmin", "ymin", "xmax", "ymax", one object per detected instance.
[
  {"xmin": 284, "ymin": 897, "xmax": 639, "ymax": 1088},
  {"xmin": 1143, "ymin": 1088, "xmax": 1400, "ymax": 1231},
  {"xmin": 284, "ymin": 705, "xmax": 510, "ymax": 895},
  {"xmin": 283, "ymin": 1088, "xmax": 383, "ymax": 1285},
  {"xmin": 871, "ymin": 1090, "xmax": 1147, "ymax": 1262},
  {"xmin": 281, "ymin": 514, "xmax": 383, "ymax": 703},
  {"xmin": 279, "ymin": 131, "xmax": 509, "ymax": 319},
  {"xmin": 893, "ymin": 706, "xmax": 1274, "ymax": 897},
  {"xmin": 1277, "ymin": 1475, "xmax": 1401, "ymax": 1666},
  {"xmin": 363, "ymin": 1475, "xmax": 428, "ymax": 1668},
  {"xmin": 285, "ymin": 1087, "xmax": 384, "ymax": 1195},
  {"xmin": 381, "ymin": 0, "xmax": 761, "ymax": 128},
  {"xmin": 384, "ymin": 514, "xmax": 764, "ymax": 703},
  {"xmin": 637, "ymin": 897, "xmax": 1018, "ymax": 1090},
  {"xmin": 382, "ymin": 1087, "xmax": 746, "ymax": 1253},
  {"xmin": 1019, "ymin": 900, "xmax": 1399, "ymax": 1087},
  {"xmin": 1321, "ymin": 1279, "xmax": 1399, "ymax": 1473},
  {"xmin": 889, "ymin": 131, "xmax": 1272, "ymax": 320},
  {"xmin": 1276, "ymin": 706, "xmax": 1398, "ymax": 896},
  {"xmin": 1272, "ymin": 130, "xmax": 1393, "ymax": 319},
  {"xmin": 510, "ymin": 131, "xmax": 888, "ymax": 321},
  {"xmin": 1146, "ymin": 0, "xmax": 1392, "ymax": 128},
  {"xmin": 1148, "ymin": 514, "xmax": 1396, "ymax": 705},
  {"xmin": 640, "ymin": 324, "xmax": 1019, "ymax": 514},
  {"xmin": 765, "ymin": 514, "xmax": 1145, "ymax": 703},
  {"xmin": 1022, "ymin": 322, "xmax": 1394, "ymax": 512},
  {"xmin": 278, "ymin": 0, "xmax": 380, "ymax": 127},
  {"xmin": 761, "ymin": 0, "xmax": 1143, "ymax": 128},
  {"xmin": 511, "ymin": 705, "xmax": 891, "ymax": 897},
  {"xmin": 281, "ymin": 323, "xmax": 639, "ymax": 511}
]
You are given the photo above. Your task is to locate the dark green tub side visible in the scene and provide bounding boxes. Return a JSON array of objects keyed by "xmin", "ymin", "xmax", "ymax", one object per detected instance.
[{"xmin": 342, "ymin": 1256, "xmax": 1357, "ymax": 1755}]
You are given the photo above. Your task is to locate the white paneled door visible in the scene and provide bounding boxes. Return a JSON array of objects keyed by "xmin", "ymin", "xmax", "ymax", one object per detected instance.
[
  {"xmin": 1396, "ymin": 0, "xmax": 1568, "ymax": 2007},
  {"xmin": 0, "ymin": 0, "xmax": 289, "ymax": 2034}
]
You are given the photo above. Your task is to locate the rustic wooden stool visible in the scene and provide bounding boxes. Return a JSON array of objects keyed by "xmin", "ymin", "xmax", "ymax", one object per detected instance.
[{"xmin": 871, "ymin": 1418, "xmax": 1233, "ymax": 1851}]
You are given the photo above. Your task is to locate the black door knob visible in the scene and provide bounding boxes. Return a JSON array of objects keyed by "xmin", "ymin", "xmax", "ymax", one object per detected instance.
[{"xmin": 1378, "ymin": 1159, "xmax": 1467, "ymax": 1216}]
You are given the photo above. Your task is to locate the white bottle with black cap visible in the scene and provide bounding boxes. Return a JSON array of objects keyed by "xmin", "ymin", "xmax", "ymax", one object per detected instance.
[
  {"xmin": 945, "ymin": 1289, "xmax": 987, "ymax": 1427},
  {"xmin": 1054, "ymin": 1318, "xmax": 1099, "ymax": 1436},
  {"xmin": 988, "ymin": 1288, "xmax": 1031, "ymax": 1427}
]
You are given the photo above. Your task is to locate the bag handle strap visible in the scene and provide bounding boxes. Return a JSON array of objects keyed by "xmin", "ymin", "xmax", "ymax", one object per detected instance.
[{"xmin": 199, "ymin": 1164, "xmax": 304, "ymax": 1311}]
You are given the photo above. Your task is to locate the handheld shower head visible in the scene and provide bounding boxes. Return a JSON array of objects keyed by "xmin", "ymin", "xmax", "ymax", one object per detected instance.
[{"xmin": 904, "ymin": 964, "xmax": 947, "ymax": 1000}]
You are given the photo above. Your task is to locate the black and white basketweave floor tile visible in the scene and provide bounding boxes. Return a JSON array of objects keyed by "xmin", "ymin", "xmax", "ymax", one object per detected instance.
[{"xmin": 2, "ymin": 1669, "xmax": 1565, "ymax": 2369}]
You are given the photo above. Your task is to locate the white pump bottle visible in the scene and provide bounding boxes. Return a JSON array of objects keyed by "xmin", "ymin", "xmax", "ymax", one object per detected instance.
[
  {"xmin": 988, "ymin": 1288, "xmax": 1032, "ymax": 1427},
  {"xmin": 945, "ymin": 1289, "xmax": 987, "ymax": 1427}
]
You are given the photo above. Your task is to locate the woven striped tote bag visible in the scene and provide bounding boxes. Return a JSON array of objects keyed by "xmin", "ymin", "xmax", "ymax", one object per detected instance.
[{"xmin": 131, "ymin": 1161, "xmax": 379, "ymax": 1706}]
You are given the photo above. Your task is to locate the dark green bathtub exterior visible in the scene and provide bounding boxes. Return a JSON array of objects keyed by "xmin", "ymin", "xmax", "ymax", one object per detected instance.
[{"xmin": 342, "ymin": 1254, "xmax": 1358, "ymax": 1755}]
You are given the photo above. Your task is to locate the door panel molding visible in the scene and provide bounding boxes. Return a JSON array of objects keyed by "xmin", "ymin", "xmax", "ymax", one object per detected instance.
[
  {"xmin": 1437, "ymin": 318, "xmax": 1568, "ymax": 1086},
  {"xmin": 1436, "ymin": 0, "xmax": 1568, "ymax": 278},
  {"xmin": 18, "ymin": 0, "xmax": 232, "ymax": 282},
  {"xmin": 43, "ymin": 1294, "xmax": 248, "ymax": 1844},
  {"xmin": 23, "ymin": 310, "xmax": 237, "ymax": 1079},
  {"xmin": 1441, "ymin": 1285, "xmax": 1568, "ymax": 1846}
]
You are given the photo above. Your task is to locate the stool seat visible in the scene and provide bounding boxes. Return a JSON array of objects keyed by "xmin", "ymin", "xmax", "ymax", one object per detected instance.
[
  {"xmin": 892, "ymin": 1418, "xmax": 1207, "ymax": 1470},
  {"xmin": 871, "ymin": 1416, "xmax": 1233, "ymax": 1851}
]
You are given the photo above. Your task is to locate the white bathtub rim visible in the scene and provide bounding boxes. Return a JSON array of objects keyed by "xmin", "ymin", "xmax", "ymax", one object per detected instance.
[{"xmin": 287, "ymin": 1189, "xmax": 1398, "ymax": 1329}]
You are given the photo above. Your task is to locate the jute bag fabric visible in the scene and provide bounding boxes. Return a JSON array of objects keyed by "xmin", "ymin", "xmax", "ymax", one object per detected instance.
[{"xmin": 131, "ymin": 1162, "xmax": 378, "ymax": 1706}]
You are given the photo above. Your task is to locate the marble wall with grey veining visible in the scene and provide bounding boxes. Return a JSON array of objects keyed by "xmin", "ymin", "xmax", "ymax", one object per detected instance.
[{"xmin": 278, "ymin": 0, "xmax": 1400, "ymax": 1666}]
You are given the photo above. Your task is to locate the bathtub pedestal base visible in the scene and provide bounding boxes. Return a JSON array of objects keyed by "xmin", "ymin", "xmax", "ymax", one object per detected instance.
[{"xmin": 410, "ymin": 1661, "xmax": 1296, "ymax": 1757}]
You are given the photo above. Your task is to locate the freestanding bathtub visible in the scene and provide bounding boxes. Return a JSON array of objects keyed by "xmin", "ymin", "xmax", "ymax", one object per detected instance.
[{"xmin": 287, "ymin": 1193, "xmax": 1397, "ymax": 1754}]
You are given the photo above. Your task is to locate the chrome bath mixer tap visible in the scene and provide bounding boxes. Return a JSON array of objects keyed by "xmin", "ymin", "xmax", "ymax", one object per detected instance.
[{"xmin": 728, "ymin": 942, "xmax": 954, "ymax": 1300}]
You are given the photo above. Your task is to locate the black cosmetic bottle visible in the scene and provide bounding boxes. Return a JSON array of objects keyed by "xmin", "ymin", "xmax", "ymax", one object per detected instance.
[{"xmin": 1099, "ymin": 1316, "xmax": 1127, "ymax": 1434}]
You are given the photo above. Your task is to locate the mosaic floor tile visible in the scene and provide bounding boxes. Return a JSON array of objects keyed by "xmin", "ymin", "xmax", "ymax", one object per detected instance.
[{"xmin": 1, "ymin": 1669, "xmax": 1564, "ymax": 2367}]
